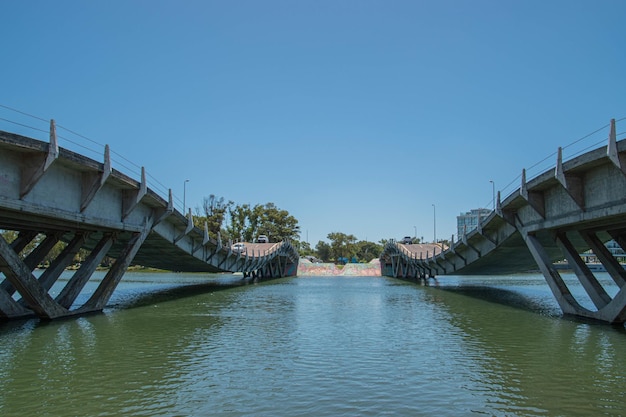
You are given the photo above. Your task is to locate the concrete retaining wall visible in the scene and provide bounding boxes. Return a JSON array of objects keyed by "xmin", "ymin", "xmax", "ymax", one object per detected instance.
[{"xmin": 297, "ymin": 259, "xmax": 381, "ymax": 276}]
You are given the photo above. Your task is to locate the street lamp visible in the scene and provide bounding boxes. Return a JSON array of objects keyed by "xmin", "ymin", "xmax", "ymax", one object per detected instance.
[
  {"xmin": 432, "ymin": 204, "xmax": 436, "ymax": 244},
  {"xmin": 183, "ymin": 179, "xmax": 190, "ymax": 213},
  {"xmin": 489, "ymin": 180, "xmax": 495, "ymax": 211},
  {"xmin": 414, "ymin": 225, "xmax": 417, "ymax": 241}
]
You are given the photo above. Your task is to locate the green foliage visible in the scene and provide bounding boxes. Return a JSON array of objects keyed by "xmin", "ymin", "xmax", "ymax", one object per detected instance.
[
  {"xmin": 354, "ymin": 240, "xmax": 383, "ymax": 262},
  {"xmin": 184, "ymin": 194, "xmax": 387, "ymax": 263},
  {"xmin": 0, "ymin": 230, "xmax": 89, "ymax": 267},
  {"xmin": 1, "ymin": 230, "xmax": 40, "ymax": 261},
  {"xmin": 307, "ymin": 233, "xmax": 384, "ymax": 263},
  {"xmin": 297, "ymin": 240, "xmax": 313, "ymax": 257},
  {"xmin": 226, "ymin": 202, "xmax": 300, "ymax": 243},
  {"xmin": 194, "ymin": 195, "xmax": 233, "ymax": 240},
  {"xmin": 190, "ymin": 194, "xmax": 301, "ymax": 244},
  {"xmin": 315, "ymin": 241, "xmax": 332, "ymax": 262},
  {"xmin": 327, "ymin": 232, "xmax": 357, "ymax": 261},
  {"xmin": 227, "ymin": 203, "xmax": 251, "ymax": 241}
]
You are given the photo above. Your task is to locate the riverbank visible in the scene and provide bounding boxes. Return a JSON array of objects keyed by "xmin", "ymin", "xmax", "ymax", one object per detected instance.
[{"xmin": 297, "ymin": 259, "xmax": 381, "ymax": 276}]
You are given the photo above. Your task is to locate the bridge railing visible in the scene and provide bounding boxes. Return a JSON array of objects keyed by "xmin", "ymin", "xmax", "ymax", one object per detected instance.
[
  {"xmin": 488, "ymin": 117, "xmax": 626, "ymax": 211},
  {"xmin": 0, "ymin": 104, "xmax": 188, "ymax": 213}
]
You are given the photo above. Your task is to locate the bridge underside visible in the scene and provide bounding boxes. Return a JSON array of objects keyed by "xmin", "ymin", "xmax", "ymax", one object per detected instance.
[{"xmin": 0, "ymin": 222, "xmax": 298, "ymax": 321}]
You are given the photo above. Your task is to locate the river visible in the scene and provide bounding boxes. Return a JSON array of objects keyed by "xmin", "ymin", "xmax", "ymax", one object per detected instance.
[{"xmin": 0, "ymin": 271, "xmax": 624, "ymax": 416}]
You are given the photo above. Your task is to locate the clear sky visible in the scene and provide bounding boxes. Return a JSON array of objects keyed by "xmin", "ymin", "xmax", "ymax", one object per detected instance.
[{"xmin": 2, "ymin": 1, "xmax": 625, "ymax": 246}]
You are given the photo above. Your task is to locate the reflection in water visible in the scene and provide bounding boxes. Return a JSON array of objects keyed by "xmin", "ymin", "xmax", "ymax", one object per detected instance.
[
  {"xmin": 427, "ymin": 274, "xmax": 626, "ymax": 416},
  {"xmin": 0, "ymin": 273, "xmax": 625, "ymax": 416}
]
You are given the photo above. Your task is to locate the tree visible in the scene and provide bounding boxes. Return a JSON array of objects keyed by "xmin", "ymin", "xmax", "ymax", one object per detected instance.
[
  {"xmin": 297, "ymin": 240, "xmax": 313, "ymax": 257},
  {"xmin": 327, "ymin": 232, "xmax": 357, "ymax": 262},
  {"xmin": 226, "ymin": 203, "xmax": 252, "ymax": 242},
  {"xmin": 355, "ymin": 240, "xmax": 383, "ymax": 262},
  {"xmin": 254, "ymin": 202, "xmax": 300, "ymax": 242},
  {"xmin": 1, "ymin": 230, "xmax": 73, "ymax": 267},
  {"xmin": 315, "ymin": 241, "xmax": 332, "ymax": 262},
  {"xmin": 223, "ymin": 202, "xmax": 300, "ymax": 243},
  {"xmin": 195, "ymin": 195, "xmax": 233, "ymax": 240}
]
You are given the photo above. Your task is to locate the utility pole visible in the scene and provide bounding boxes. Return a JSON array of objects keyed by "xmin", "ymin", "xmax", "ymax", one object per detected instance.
[
  {"xmin": 490, "ymin": 180, "xmax": 495, "ymax": 211},
  {"xmin": 432, "ymin": 204, "xmax": 436, "ymax": 244},
  {"xmin": 183, "ymin": 179, "xmax": 190, "ymax": 212}
]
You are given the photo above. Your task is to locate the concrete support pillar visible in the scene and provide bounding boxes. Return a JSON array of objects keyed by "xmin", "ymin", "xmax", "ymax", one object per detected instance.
[
  {"xmin": 37, "ymin": 232, "xmax": 88, "ymax": 292},
  {"xmin": 582, "ymin": 231, "xmax": 626, "ymax": 288},
  {"xmin": 0, "ymin": 288, "xmax": 31, "ymax": 318},
  {"xmin": 9, "ymin": 231, "xmax": 38, "ymax": 253},
  {"xmin": 56, "ymin": 234, "xmax": 114, "ymax": 309},
  {"xmin": 80, "ymin": 219, "xmax": 153, "ymax": 312},
  {"xmin": 519, "ymin": 231, "xmax": 583, "ymax": 316},
  {"xmin": 0, "ymin": 233, "xmax": 68, "ymax": 319},
  {"xmin": 554, "ymin": 232, "xmax": 611, "ymax": 309},
  {"xmin": 0, "ymin": 232, "xmax": 61, "ymax": 295}
]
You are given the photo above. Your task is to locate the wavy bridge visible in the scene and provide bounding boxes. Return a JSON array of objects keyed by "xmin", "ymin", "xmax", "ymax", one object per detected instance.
[
  {"xmin": 0, "ymin": 125, "xmax": 298, "ymax": 321},
  {"xmin": 381, "ymin": 119, "xmax": 626, "ymax": 324},
  {"xmin": 3, "ymin": 118, "xmax": 626, "ymax": 325}
]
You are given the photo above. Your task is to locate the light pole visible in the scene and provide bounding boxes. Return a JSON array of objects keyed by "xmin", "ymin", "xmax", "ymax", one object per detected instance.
[
  {"xmin": 432, "ymin": 204, "xmax": 436, "ymax": 244},
  {"xmin": 490, "ymin": 180, "xmax": 495, "ymax": 211},
  {"xmin": 183, "ymin": 179, "xmax": 190, "ymax": 213},
  {"xmin": 414, "ymin": 225, "xmax": 417, "ymax": 241}
]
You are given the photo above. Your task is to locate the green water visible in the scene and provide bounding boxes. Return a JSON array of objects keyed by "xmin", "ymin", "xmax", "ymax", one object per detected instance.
[{"xmin": 0, "ymin": 273, "xmax": 624, "ymax": 416}]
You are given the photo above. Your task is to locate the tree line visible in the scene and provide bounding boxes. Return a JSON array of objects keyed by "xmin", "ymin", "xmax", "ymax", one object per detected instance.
[
  {"xmin": 298, "ymin": 232, "xmax": 384, "ymax": 263},
  {"xmin": 193, "ymin": 195, "xmax": 384, "ymax": 263}
]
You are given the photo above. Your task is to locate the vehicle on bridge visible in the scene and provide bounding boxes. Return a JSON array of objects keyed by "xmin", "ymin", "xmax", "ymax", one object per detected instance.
[
  {"xmin": 257, "ymin": 235, "xmax": 269, "ymax": 243},
  {"xmin": 232, "ymin": 243, "xmax": 246, "ymax": 253}
]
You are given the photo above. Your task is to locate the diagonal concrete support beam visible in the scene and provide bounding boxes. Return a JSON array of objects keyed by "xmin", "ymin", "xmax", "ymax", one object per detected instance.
[
  {"xmin": 462, "ymin": 234, "xmax": 481, "ymax": 257},
  {"xmin": 9, "ymin": 231, "xmax": 38, "ymax": 253},
  {"xmin": 1, "ymin": 232, "xmax": 61, "ymax": 296},
  {"xmin": 81, "ymin": 144, "xmax": 112, "ymax": 212},
  {"xmin": 519, "ymin": 228, "xmax": 585, "ymax": 316},
  {"xmin": 520, "ymin": 168, "xmax": 546, "ymax": 218},
  {"xmin": 606, "ymin": 119, "xmax": 626, "ymax": 175},
  {"xmin": 153, "ymin": 189, "xmax": 175, "ymax": 226},
  {"xmin": 20, "ymin": 120, "xmax": 59, "ymax": 198},
  {"xmin": 554, "ymin": 232, "xmax": 611, "ymax": 309},
  {"xmin": 174, "ymin": 209, "xmax": 194, "ymax": 244},
  {"xmin": 79, "ymin": 218, "xmax": 153, "ymax": 312},
  {"xmin": 0, "ymin": 288, "xmax": 31, "ymax": 318},
  {"xmin": 56, "ymin": 234, "xmax": 114, "ymax": 309},
  {"xmin": 555, "ymin": 147, "xmax": 585, "ymax": 210},
  {"xmin": 581, "ymin": 231, "xmax": 626, "ymax": 288},
  {"xmin": 0, "ymin": 233, "xmax": 68, "ymax": 319},
  {"xmin": 122, "ymin": 167, "xmax": 147, "ymax": 220},
  {"xmin": 38, "ymin": 233, "xmax": 88, "ymax": 292}
]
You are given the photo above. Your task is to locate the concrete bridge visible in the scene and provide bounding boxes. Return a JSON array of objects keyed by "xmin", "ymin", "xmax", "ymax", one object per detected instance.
[
  {"xmin": 0, "ymin": 124, "xmax": 298, "ymax": 320},
  {"xmin": 3, "ymin": 116, "xmax": 626, "ymax": 325},
  {"xmin": 381, "ymin": 119, "xmax": 626, "ymax": 324}
]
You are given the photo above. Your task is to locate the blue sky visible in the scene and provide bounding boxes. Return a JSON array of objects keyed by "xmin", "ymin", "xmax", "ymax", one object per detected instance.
[{"xmin": 2, "ymin": 1, "xmax": 625, "ymax": 246}]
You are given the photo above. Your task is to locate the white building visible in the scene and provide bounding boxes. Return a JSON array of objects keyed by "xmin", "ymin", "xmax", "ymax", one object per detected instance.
[{"xmin": 457, "ymin": 208, "xmax": 492, "ymax": 238}]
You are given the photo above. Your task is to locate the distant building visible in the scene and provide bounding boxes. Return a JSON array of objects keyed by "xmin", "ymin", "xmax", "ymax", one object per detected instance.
[
  {"xmin": 581, "ymin": 239, "xmax": 626, "ymax": 263},
  {"xmin": 457, "ymin": 208, "xmax": 492, "ymax": 238}
]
